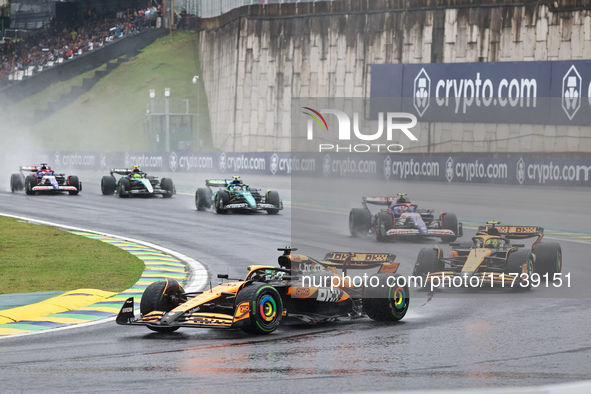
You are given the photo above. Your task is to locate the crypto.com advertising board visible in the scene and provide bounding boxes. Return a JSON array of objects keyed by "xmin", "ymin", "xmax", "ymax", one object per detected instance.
[{"xmin": 371, "ymin": 60, "xmax": 591, "ymax": 125}]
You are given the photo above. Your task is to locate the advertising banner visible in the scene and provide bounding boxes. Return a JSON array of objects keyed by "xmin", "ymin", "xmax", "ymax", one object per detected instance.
[{"xmin": 371, "ymin": 60, "xmax": 591, "ymax": 125}]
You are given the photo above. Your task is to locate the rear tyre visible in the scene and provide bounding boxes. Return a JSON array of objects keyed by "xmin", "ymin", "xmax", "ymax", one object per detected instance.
[
  {"xmin": 215, "ymin": 190, "xmax": 230, "ymax": 214},
  {"xmin": 533, "ymin": 242, "xmax": 562, "ymax": 275},
  {"xmin": 506, "ymin": 249, "xmax": 534, "ymax": 290},
  {"xmin": 195, "ymin": 188, "xmax": 212, "ymax": 210},
  {"xmin": 265, "ymin": 191, "xmax": 281, "ymax": 214},
  {"xmin": 101, "ymin": 176, "xmax": 116, "ymax": 195},
  {"xmin": 413, "ymin": 247, "xmax": 443, "ymax": 277},
  {"xmin": 349, "ymin": 208, "xmax": 371, "ymax": 237},
  {"xmin": 118, "ymin": 177, "xmax": 131, "ymax": 198},
  {"xmin": 10, "ymin": 173, "xmax": 23, "ymax": 192},
  {"xmin": 363, "ymin": 274, "xmax": 409, "ymax": 321},
  {"xmin": 25, "ymin": 175, "xmax": 37, "ymax": 195},
  {"xmin": 375, "ymin": 211, "xmax": 394, "ymax": 242},
  {"xmin": 440, "ymin": 212, "xmax": 458, "ymax": 243},
  {"xmin": 140, "ymin": 279, "xmax": 184, "ymax": 333},
  {"xmin": 234, "ymin": 282, "xmax": 283, "ymax": 335},
  {"xmin": 161, "ymin": 178, "xmax": 174, "ymax": 198},
  {"xmin": 67, "ymin": 175, "xmax": 80, "ymax": 195}
]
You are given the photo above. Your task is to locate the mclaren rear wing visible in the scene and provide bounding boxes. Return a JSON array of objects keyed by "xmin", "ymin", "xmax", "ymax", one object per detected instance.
[
  {"xmin": 320, "ymin": 252, "xmax": 400, "ymax": 274},
  {"xmin": 477, "ymin": 225, "xmax": 544, "ymax": 239}
]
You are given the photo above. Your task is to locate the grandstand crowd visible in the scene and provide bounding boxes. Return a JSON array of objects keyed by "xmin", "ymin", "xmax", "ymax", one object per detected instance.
[{"xmin": 0, "ymin": 6, "xmax": 162, "ymax": 86}]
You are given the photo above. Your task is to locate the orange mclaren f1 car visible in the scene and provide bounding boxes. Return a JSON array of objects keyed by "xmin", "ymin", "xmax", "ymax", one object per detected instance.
[
  {"xmin": 412, "ymin": 222, "xmax": 562, "ymax": 290},
  {"xmin": 116, "ymin": 248, "xmax": 410, "ymax": 334}
]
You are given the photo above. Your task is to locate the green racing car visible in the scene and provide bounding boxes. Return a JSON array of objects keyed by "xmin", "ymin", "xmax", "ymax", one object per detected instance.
[{"xmin": 195, "ymin": 176, "xmax": 283, "ymax": 214}]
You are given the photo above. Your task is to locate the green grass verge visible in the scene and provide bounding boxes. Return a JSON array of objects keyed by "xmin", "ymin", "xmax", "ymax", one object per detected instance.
[
  {"xmin": 0, "ymin": 216, "xmax": 144, "ymax": 294},
  {"xmin": 3, "ymin": 31, "xmax": 211, "ymax": 152}
]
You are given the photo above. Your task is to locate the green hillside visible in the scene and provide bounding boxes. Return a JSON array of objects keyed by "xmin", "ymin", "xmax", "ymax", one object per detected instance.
[{"xmin": 5, "ymin": 31, "xmax": 211, "ymax": 152}]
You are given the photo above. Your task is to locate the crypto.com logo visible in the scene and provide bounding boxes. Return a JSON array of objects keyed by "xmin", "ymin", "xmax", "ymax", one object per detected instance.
[
  {"xmin": 303, "ymin": 107, "xmax": 418, "ymax": 153},
  {"xmin": 562, "ymin": 65, "xmax": 582, "ymax": 120}
]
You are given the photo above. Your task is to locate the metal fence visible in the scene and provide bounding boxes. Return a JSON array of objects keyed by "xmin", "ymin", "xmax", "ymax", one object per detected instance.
[{"xmin": 180, "ymin": 0, "xmax": 324, "ymax": 18}]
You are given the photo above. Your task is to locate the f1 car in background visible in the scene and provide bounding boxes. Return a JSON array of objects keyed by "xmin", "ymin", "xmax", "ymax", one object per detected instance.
[
  {"xmin": 116, "ymin": 248, "xmax": 409, "ymax": 334},
  {"xmin": 195, "ymin": 176, "xmax": 283, "ymax": 214},
  {"xmin": 349, "ymin": 193, "xmax": 462, "ymax": 243},
  {"xmin": 412, "ymin": 221, "xmax": 562, "ymax": 289},
  {"xmin": 10, "ymin": 164, "xmax": 81, "ymax": 195},
  {"xmin": 101, "ymin": 166, "xmax": 174, "ymax": 198}
]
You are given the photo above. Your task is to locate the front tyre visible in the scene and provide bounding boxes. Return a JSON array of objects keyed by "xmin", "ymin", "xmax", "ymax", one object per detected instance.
[
  {"xmin": 533, "ymin": 242, "xmax": 562, "ymax": 275},
  {"xmin": 265, "ymin": 190, "xmax": 281, "ymax": 214},
  {"xmin": 215, "ymin": 190, "xmax": 230, "ymax": 214},
  {"xmin": 67, "ymin": 175, "xmax": 80, "ymax": 195},
  {"xmin": 118, "ymin": 178, "xmax": 131, "ymax": 198},
  {"xmin": 25, "ymin": 175, "xmax": 37, "ymax": 195},
  {"xmin": 160, "ymin": 178, "xmax": 174, "ymax": 198},
  {"xmin": 440, "ymin": 212, "xmax": 458, "ymax": 243},
  {"xmin": 349, "ymin": 208, "xmax": 371, "ymax": 237},
  {"xmin": 10, "ymin": 173, "xmax": 23, "ymax": 192},
  {"xmin": 375, "ymin": 211, "xmax": 394, "ymax": 242},
  {"xmin": 363, "ymin": 273, "xmax": 409, "ymax": 321},
  {"xmin": 140, "ymin": 279, "xmax": 185, "ymax": 333},
  {"xmin": 195, "ymin": 188, "xmax": 212, "ymax": 210},
  {"xmin": 234, "ymin": 282, "xmax": 283, "ymax": 335},
  {"xmin": 506, "ymin": 249, "xmax": 534, "ymax": 290},
  {"xmin": 101, "ymin": 176, "xmax": 116, "ymax": 195}
]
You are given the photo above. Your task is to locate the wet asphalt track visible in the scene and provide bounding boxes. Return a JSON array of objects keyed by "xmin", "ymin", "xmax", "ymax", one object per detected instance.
[{"xmin": 0, "ymin": 171, "xmax": 590, "ymax": 393}]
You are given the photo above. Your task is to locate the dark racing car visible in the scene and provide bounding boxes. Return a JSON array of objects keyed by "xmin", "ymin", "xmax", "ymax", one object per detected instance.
[
  {"xmin": 101, "ymin": 166, "xmax": 175, "ymax": 198},
  {"xmin": 10, "ymin": 164, "xmax": 81, "ymax": 195},
  {"xmin": 116, "ymin": 248, "xmax": 409, "ymax": 334},
  {"xmin": 349, "ymin": 193, "xmax": 462, "ymax": 243},
  {"xmin": 412, "ymin": 221, "xmax": 563, "ymax": 290},
  {"xmin": 195, "ymin": 175, "xmax": 282, "ymax": 214}
]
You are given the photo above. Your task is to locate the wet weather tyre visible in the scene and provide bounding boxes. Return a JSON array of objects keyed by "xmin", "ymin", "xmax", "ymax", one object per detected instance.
[
  {"xmin": 140, "ymin": 279, "xmax": 184, "ymax": 333},
  {"xmin": 195, "ymin": 188, "xmax": 212, "ymax": 210},
  {"xmin": 440, "ymin": 212, "xmax": 458, "ymax": 243},
  {"xmin": 10, "ymin": 173, "xmax": 23, "ymax": 192},
  {"xmin": 533, "ymin": 242, "xmax": 562, "ymax": 275},
  {"xmin": 363, "ymin": 274, "xmax": 409, "ymax": 321},
  {"xmin": 265, "ymin": 191, "xmax": 281, "ymax": 214},
  {"xmin": 161, "ymin": 178, "xmax": 174, "ymax": 198},
  {"xmin": 234, "ymin": 282, "xmax": 283, "ymax": 335},
  {"xmin": 25, "ymin": 175, "xmax": 37, "ymax": 195},
  {"xmin": 413, "ymin": 247, "xmax": 443, "ymax": 277},
  {"xmin": 375, "ymin": 211, "xmax": 394, "ymax": 242},
  {"xmin": 67, "ymin": 175, "xmax": 80, "ymax": 195},
  {"xmin": 215, "ymin": 190, "xmax": 230, "ymax": 214},
  {"xmin": 506, "ymin": 249, "xmax": 534, "ymax": 290},
  {"xmin": 349, "ymin": 208, "xmax": 371, "ymax": 237},
  {"xmin": 101, "ymin": 176, "xmax": 116, "ymax": 195},
  {"xmin": 118, "ymin": 178, "xmax": 131, "ymax": 198}
]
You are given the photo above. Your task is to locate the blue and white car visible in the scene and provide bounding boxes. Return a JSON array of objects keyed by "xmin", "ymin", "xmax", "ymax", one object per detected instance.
[
  {"xmin": 349, "ymin": 193, "xmax": 462, "ymax": 243},
  {"xmin": 195, "ymin": 176, "xmax": 282, "ymax": 214},
  {"xmin": 101, "ymin": 166, "xmax": 174, "ymax": 198},
  {"xmin": 11, "ymin": 164, "xmax": 81, "ymax": 195}
]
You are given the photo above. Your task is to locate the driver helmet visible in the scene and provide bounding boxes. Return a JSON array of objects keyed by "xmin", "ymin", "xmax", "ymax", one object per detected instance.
[
  {"xmin": 397, "ymin": 205, "xmax": 408, "ymax": 213},
  {"xmin": 485, "ymin": 238, "xmax": 500, "ymax": 248},
  {"xmin": 133, "ymin": 173, "xmax": 142, "ymax": 179}
]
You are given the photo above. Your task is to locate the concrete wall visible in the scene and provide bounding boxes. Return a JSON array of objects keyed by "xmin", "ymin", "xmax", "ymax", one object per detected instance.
[{"xmin": 198, "ymin": 0, "xmax": 591, "ymax": 153}]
